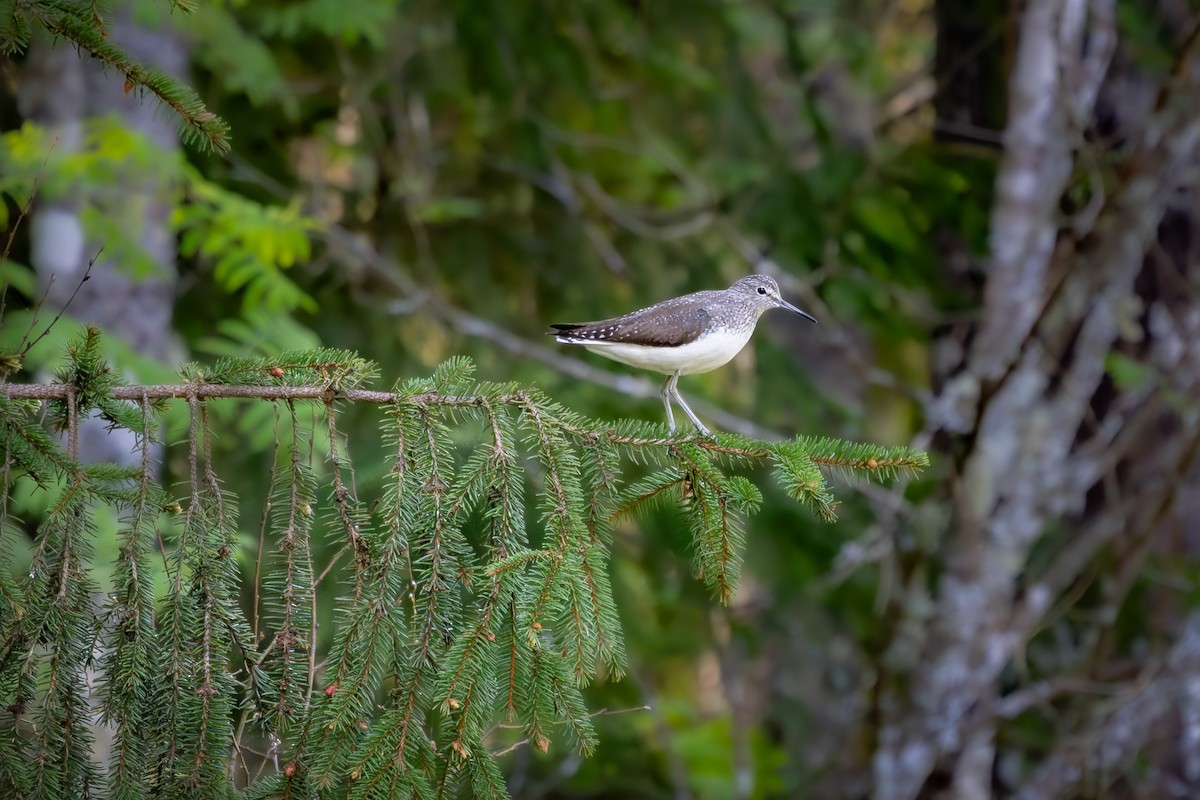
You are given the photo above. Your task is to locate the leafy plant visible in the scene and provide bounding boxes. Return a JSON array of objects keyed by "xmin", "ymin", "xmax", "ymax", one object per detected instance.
[{"xmin": 0, "ymin": 120, "xmax": 318, "ymax": 344}]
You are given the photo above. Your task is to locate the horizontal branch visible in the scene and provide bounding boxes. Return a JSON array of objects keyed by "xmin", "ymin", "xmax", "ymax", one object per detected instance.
[
  {"xmin": 0, "ymin": 381, "xmax": 768, "ymax": 457},
  {"xmin": 3, "ymin": 381, "xmax": 928, "ymax": 488},
  {"xmin": 2, "ymin": 381, "xmax": 408, "ymax": 404}
]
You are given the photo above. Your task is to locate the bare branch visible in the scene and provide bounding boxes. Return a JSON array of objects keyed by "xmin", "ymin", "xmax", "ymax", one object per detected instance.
[
  {"xmin": 1014, "ymin": 615, "xmax": 1200, "ymax": 800},
  {"xmin": 971, "ymin": 0, "xmax": 1073, "ymax": 383},
  {"xmin": 18, "ymin": 250, "xmax": 99, "ymax": 360}
]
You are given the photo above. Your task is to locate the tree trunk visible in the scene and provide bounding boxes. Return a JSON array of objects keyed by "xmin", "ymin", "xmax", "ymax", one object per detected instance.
[
  {"xmin": 17, "ymin": 4, "xmax": 185, "ymax": 466},
  {"xmin": 873, "ymin": 1, "xmax": 1200, "ymax": 797}
]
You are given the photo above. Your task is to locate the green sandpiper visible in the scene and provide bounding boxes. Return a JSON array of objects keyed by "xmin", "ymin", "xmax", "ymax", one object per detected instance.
[{"xmin": 549, "ymin": 275, "xmax": 816, "ymax": 436}]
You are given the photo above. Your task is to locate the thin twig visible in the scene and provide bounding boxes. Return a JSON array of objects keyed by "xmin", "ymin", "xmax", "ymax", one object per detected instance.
[
  {"xmin": 65, "ymin": 385, "xmax": 77, "ymax": 461},
  {"xmin": 252, "ymin": 404, "xmax": 284, "ymax": 648},
  {"xmin": 0, "ymin": 139, "xmax": 58, "ymax": 330},
  {"xmin": 487, "ymin": 705, "xmax": 651, "ymax": 757},
  {"xmin": 20, "ymin": 249, "xmax": 100, "ymax": 359},
  {"xmin": 325, "ymin": 399, "xmax": 367, "ymax": 599}
]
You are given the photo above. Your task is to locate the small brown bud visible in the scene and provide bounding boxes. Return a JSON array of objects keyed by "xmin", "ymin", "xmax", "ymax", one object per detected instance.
[
  {"xmin": 325, "ymin": 682, "xmax": 337, "ymax": 697},
  {"xmin": 269, "ymin": 367, "xmax": 285, "ymax": 378},
  {"xmin": 283, "ymin": 761, "xmax": 297, "ymax": 777},
  {"xmin": 534, "ymin": 737, "xmax": 549, "ymax": 753}
]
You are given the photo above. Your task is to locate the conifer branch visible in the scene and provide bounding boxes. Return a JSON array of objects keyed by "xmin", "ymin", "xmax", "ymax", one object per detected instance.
[
  {"xmin": 249, "ymin": 406, "xmax": 282, "ymax": 657},
  {"xmin": 97, "ymin": 398, "xmax": 160, "ymax": 797},
  {"xmin": 15, "ymin": 0, "xmax": 231, "ymax": 152},
  {"xmin": 324, "ymin": 400, "xmax": 369, "ymax": 599},
  {"xmin": 0, "ymin": 341, "xmax": 928, "ymax": 798},
  {"xmin": 1, "ymin": 378, "xmax": 930, "ymax": 529}
]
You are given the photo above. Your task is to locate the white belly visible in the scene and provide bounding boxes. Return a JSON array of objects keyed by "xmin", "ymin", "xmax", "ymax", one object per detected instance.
[{"xmin": 564, "ymin": 327, "xmax": 753, "ymax": 376}]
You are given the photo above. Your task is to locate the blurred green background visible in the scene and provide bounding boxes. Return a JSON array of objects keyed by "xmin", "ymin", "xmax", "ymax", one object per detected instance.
[{"xmin": 3, "ymin": 0, "xmax": 1199, "ymax": 797}]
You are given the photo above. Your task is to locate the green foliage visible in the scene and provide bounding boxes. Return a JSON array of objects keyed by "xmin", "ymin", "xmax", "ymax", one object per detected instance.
[
  {"xmin": 0, "ymin": 336, "xmax": 926, "ymax": 797},
  {"xmin": 0, "ymin": 0, "xmax": 33, "ymax": 55},
  {"xmin": 261, "ymin": 0, "xmax": 395, "ymax": 47},
  {"xmin": 175, "ymin": 167, "xmax": 319, "ymax": 313},
  {"xmin": 0, "ymin": 120, "xmax": 319, "ymax": 318},
  {"xmin": 96, "ymin": 411, "xmax": 164, "ymax": 800},
  {"xmin": 0, "ymin": 393, "xmax": 74, "ymax": 486},
  {"xmin": 185, "ymin": 6, "xmax": 293, "ymax": 110},
  {"xmin": 7, "ymin": 0, "xmax": 1190, "ymax": 793},
  {"xmin": 52, "ymin": 327, "xmax": 152, "ymax": 438},
  {"xmin": 0, "ymin": 0, "xmax": 230, "ymax": 152},
  {"xmin": 16, "ymin": 469, "xmax": 105, "ymax": 795}
]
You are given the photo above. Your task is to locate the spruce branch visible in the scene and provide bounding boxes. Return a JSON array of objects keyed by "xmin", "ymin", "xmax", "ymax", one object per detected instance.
[
  {"xmin": 0, "ymin": 394, "xmax": 78, "ymax": 485},
  {"xmin": 96, "ymin": 398, "xmax": 162, "ymax": 799},
  {"xmin": 0, "ymin": 343, "xmax": 929, "ymax": 797},
  {"xmin": 15, "ymin": 0, "xmax": 232, "ymax": 152},
  {"xmin": 20, "ymin": 467, "xmax": 103, "ymax": 795},
  {"xmin": 2, "ymin": 377, "xmax": 930, "ymax": 529},
  {"xmin": 259, "ymin": 401, "xmax": 316, "ymax": 738},
  {"xmin": 324, "ymin": 399, "xmax": 372, "ymax": 599}
]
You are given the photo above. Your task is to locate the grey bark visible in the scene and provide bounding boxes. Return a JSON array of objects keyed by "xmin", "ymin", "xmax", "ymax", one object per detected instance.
[
  {"xmin": 874, "ymin": 1, "xmax": 1200, "ymax": 798},
  {"xmin": 1015, "ymin": 614, "xmax": 1200, "ymax": 800}
]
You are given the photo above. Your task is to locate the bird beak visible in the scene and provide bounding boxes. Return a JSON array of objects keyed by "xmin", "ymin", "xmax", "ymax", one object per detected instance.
[{"xmin": 778, "ymin": 298, "xmax": 818, "ymax": 324}]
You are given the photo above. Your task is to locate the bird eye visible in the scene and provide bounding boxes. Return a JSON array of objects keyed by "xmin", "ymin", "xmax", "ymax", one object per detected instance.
[{"xmin": 757, "ymin": 287, "xmax": 767, "ymax": 295}]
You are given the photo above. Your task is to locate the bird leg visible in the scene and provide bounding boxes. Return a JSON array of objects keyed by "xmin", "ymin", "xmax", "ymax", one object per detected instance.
[
  {"xmin": 667, "ymin": 373, "xmax": 713, "ymax": 439},
  {"xmin": 659, "ymin": 373, "xmax": 678, "ymax": 433}
]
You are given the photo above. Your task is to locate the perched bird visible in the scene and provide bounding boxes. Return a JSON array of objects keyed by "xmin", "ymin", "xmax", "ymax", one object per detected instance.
[{"xmin": 549, "ymin": 275, "xmax": 816, "ymax": 436}]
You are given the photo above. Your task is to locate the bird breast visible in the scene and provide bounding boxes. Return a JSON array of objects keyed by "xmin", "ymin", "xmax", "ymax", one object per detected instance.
[{"xmin": 570, "ymin": 326, "xmax": 755, "ymax": 376}]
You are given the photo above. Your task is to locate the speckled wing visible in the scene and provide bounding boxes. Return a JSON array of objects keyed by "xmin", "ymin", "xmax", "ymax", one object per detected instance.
[{"xmin": 548, "ymin": 304, "xmax": 712, "ymax": 348}]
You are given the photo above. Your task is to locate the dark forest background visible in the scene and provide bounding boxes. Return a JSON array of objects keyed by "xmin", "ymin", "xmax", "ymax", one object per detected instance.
[{"xmin": 2, "ymin": 0, "xmax": 1200, "ymax": 798}]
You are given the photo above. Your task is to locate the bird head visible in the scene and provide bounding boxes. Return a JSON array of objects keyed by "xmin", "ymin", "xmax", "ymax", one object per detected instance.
[{"xmin": 731, "ymin": 275, "xmax": 817, "ymax": 323}]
